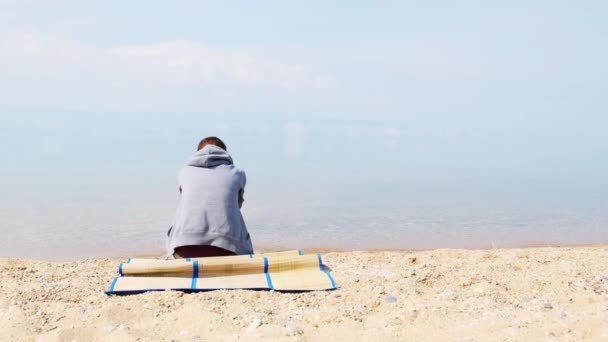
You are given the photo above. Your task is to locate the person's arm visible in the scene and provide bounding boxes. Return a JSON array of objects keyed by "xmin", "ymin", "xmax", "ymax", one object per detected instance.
[
  {"xmin": 238, "ymin": 189, "xmax": 244, "ymax": 209},
  {"xmin": 238, "ymin": 170, "xmax": 246, "ymax": 209},
  {"xmin": 177, "ymin": 169, "xmax": 184, "ymax": 196}
]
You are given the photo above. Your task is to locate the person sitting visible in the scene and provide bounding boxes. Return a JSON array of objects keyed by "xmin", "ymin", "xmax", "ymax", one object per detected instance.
[{"xmin": 166, "ymin": 137, "xmax": 253, "ymax": 258}]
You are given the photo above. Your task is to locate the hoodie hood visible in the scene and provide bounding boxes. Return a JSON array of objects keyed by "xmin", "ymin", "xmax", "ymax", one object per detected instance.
[{"xmin": 187, "ymin": 144, "xmax": 234, "ymax": 168}]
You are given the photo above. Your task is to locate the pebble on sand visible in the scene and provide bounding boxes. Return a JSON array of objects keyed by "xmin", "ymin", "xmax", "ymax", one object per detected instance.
[
  {"xmin": 246, "ymin": 318, "xmax": 263, "ymax": 334},
  {"xmin": 286, "ymin": 323, "xmax": 302, "ymax": 336},
  {"xmin": 385, "ymin": 295, "xmax": 398, "ymax": 304}
]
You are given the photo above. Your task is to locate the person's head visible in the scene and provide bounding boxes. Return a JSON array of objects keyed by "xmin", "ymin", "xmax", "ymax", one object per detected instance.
[{"xmin": 197, "ymin": 136, "xmax": 227, "ymax": 151}]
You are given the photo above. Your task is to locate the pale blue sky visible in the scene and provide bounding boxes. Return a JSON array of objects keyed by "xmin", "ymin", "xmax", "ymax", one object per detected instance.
[
  {"xmin": 1, "ymin": 1, "xmax": 607, "ymax": 114},
  {"xmin": 0, "ymin": 1, "xmax": 607, "ymax": 201}
]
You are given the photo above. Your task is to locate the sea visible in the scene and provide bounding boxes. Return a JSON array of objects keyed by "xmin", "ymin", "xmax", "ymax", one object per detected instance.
[
  {"xmin": 0, "ymin": 187, "xmax": 606, "ymax": 261},
  {"xmin": 1, "ymin": 113, "xmax": 607, "ymax": 260}
]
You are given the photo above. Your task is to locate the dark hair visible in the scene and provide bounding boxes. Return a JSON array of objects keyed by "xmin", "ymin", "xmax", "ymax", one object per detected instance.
[{"xmin": 197, "ymin": 136, "xmax": 227, "ymax": 151}]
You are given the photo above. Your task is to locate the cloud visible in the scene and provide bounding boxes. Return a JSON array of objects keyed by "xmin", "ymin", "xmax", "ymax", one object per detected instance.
[
  {"xmin": 0, "ymin": 32, "xmax": 44, "ymax": 57},
  {"xmin": 109, "ymin": 40, "xmax": 334, "ymax": 88},
  {"xmin": 0, "ymin": 32, "xmax": 88, "ymax": 61},
  {"xmin": 109, "ymin": 40, "xmax": 263, "ymax": 84},
  {"xmin": 0, "ymin": 32, "xmax": 109, "ymax": 80},
  {"xmin": 0, "ymin": 32, "xmax": 335, "ymax": 89}
]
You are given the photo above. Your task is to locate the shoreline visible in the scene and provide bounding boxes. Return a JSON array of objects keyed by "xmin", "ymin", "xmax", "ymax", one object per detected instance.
[
  {"xmin": 2, "ymin": 245, "xmax": 607, "ymax": 341},
  {"xmin": 3, "ymin": 242, "xmax": 608, "ymax": 262}
]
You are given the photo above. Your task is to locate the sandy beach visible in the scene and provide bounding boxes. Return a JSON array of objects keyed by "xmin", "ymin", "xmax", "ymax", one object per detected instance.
[{"xmin": 1, "ymin": 246, "xmax": 607, "ymax": 341}]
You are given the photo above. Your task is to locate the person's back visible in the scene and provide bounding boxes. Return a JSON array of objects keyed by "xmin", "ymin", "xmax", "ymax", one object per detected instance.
[{"xmin": 166, "ymin": 137, "xmax": 253, "ymax": 258}]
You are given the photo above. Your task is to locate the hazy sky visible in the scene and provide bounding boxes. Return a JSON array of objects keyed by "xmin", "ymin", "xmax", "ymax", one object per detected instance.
[{"xmin": 1, "ymin": 1, "xmax": 607, "ymax": 201}]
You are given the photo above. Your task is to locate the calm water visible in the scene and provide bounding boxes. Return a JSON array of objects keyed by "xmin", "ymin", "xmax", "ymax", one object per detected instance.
[
  {"xmin": 2, "ymin": 114, "xmax": 607, "ymax": 259},
  {"xmin": 1, "ymin": 189, "xmax": 606, "ymax": 260}
]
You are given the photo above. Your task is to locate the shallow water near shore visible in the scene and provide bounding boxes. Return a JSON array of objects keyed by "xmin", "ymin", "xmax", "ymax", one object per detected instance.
[{"xmin": 1, "ymin": 189, "xmax": 607, "ymax": 261}]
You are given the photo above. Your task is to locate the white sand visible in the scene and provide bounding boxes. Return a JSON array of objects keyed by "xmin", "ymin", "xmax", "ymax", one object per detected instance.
[{"xmin": 1, "ymin": 246, "xmax": 608, "ymax": 341}]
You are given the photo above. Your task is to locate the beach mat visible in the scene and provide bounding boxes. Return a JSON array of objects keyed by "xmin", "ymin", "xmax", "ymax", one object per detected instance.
[{"xmin": 106, "ymin": 250, "xmax": 337, "ymax": 295}]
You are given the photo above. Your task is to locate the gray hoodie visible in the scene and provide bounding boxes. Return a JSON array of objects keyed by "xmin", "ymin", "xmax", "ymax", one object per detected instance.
[{"xmin": 166, "ymin": 145, "xmax": 253, "ymax": 256}]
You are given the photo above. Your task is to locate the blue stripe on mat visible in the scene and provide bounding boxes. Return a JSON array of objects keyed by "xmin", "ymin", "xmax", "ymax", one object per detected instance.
[
  {"xmin": 323, "ymin": 270, "xmax": 337, "ymax": 289},
  {"xmin": 109, "ymin": 277, "xmax": 119, "ymax": 292},
  {"xmin": 186, "ymin": 258, "xmax": 191, "ymax": 262},
  {"xmin": 298, "ymin": 249, "xmax": 303, "ymax": 255},
  {"xmin": 317, "ymin": 254, "xmax": 336, "ymax": 289},
  {"xmin": 118, "ymin": 263, "xmax": 124, "ymax": 276},
  {"xmin": 263, "ymin": 257, "xmax": 274, "ymax": 290},
  {"xmin": 249, "ymin": 254, "xmax": 253, "ymax": 259},
  {"xmin": 126, "ymin": 258, "xmax": 131, "ymax": 264},
  {"xmin": 191, "ymin": 261, "xmax": 199, "ymax": 289},
  {"xmin": 265, "ymin": 272, "xmax": 274, "ymax": 290}
]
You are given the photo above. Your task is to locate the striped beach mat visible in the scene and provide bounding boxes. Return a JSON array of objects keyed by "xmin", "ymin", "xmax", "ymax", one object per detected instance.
[{"xmin": 105, "ymin": 250, "xmax": 337, "ymax": 295}]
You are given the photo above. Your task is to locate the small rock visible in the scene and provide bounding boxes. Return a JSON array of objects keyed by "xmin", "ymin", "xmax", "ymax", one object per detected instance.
[
  {"xmin": 246, "ymin": 318, "xmax": 263, "ymax": 334},
  {"xmin": 286, "ymin": 323, "xmax": 302, "ymax": 336},
  {"xmin": 473, "ymin": 286, "xmax": 485, "ymax": 295},
  {"xmin": 438, "ymin": 291, "xmax": 452, "ymax": 298},
  {"xmin": 409, "ymin": 309, "xmax": 419, "ymax": 318},
  {"xmin": 543, "ymin": 303, "xmax": 553, "ymax": 310},
  {"xmin": 36, "ymin": 311, "xmax": 42, "ymax": 316},
  {"xmin": 385, "ymin": 295, "xmax": 398, "ymax": 304}
]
